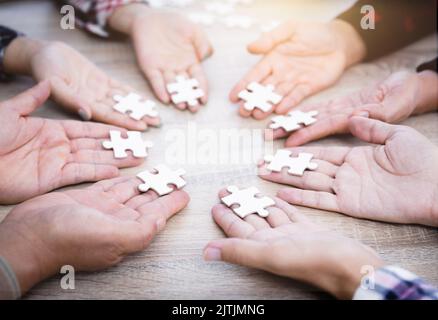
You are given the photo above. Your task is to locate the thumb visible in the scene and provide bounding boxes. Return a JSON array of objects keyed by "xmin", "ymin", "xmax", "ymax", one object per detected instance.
[
  {"xmin": 5, "ymin": 80, "xmax": 51, "ymax": 116},
  {"xmin": 204, "ymin": 239, "xmax": 268, "ymax": 269},
  {"xmin": 352, "ymin": 103, "xmax": 388, "ymax": 122},
  {"xmin": 50, "ymin": 77, "xmax": 92, "ymax": 121},
  {"xmin": 348, "ymin": 115, "xmax": 398, "ymax": 145},
  {"xmin": 248, "ymin": 21, "xmax": 296, "ymax": 54}
]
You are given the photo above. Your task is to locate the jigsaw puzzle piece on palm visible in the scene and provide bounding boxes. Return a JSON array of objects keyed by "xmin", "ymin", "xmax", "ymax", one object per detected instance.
[
  {"xmin": 238, "ymin": 82, "xmax": 283, "ymax": 113},
  {"xmin": 102, "ymin": 130, "xmax": 153, "ymax": 159},
  {"xmin": 269, "ymin": 110, "xmax": 318, "ymax": 132},
  {"xmin": 166, "ymin": 76, "xmax": 204, "ymax": 107},
  {"xmin": 137, "ymin": 164, "xmax": 186, "ymax": 196},
  {"xmin": 264, "ymin": 149, "xmax": 318, "ymax": 176},
  {"xmin": 221, "ymin": 185, "xmax": 275, "ymax": 218},
  {"xmin": 113, "ymin": 93, "xmax": 158, "ymax": 121}
]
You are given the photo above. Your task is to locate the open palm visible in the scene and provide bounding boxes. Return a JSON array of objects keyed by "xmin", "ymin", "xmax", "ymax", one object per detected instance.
[
  {"xmin": 30, "ymin": 41, "xmax": 159, "ymax": 130},
  {"xmin": 272, "ymin": 71, "xmax": 422, "ymax": 146},
  {"xmin": 261, "ymin": 117, "xmax": 438, "ymax": 226},
  {"xmin": 0, "ymin": 82, "xmax": 142, "ymax": 204},
  {"xmin": 0, "ymin": 176, "xmax": 189, "ymax": 294},
  {"xmin": 230, "ymin": 21, "xmax": 364, "ymax": 119}
]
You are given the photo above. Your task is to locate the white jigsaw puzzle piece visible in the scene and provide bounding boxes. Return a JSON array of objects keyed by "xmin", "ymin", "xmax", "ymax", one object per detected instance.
[
  {"xmin": 238, "ymin": 82, "xmax": 283, "ymax": 112},
  {"xmin": 167, "ymin": 76, "xmax": 204, "ymax": 107},
  {"xmin": 269, "ymin": 110, "xmax": 318, "ymax": 132},
  {"xmin": 102, "ymin": 130, "xmax": 153, "ymax": 159},
  {"xmin": 221, "ymin": 186, "xmax": 275, "ymax": 218},
  {"xmin": 264, "ymin": 150, "xmax": 318, "ymax": 176},
  {"xmin": 137, "ymin": 164, "xmax": 186, "ymax": 196},
  {"xmin": 113, "ymin": 93, "xmax": 158, "ymax": 120}
]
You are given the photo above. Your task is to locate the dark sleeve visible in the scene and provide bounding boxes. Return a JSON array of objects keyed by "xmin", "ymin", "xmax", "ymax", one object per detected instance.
[
  {"xmin": 337, "ymin": 0, "xmax": 437, "ymax": 61},
  {"xmin": 417, "ymin": 58, "xmax": 437, "ymax": 72}
]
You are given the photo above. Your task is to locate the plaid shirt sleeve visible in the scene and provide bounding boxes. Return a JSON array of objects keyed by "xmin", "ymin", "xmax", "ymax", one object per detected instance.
[
  {"xmin": 353, "ymin": 265, "xmax": 438, "ymax": 300},
  {"xmin": 60, "ymin": 0, "xmax": 149, "ymax": 37}
]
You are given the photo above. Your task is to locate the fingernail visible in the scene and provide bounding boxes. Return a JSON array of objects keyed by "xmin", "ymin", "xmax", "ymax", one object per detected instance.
[
  {"xmin": 156, "ymin": 218, "xmax": 166, "ymax": 232},
  {"xmin": 357, "ymin": 111, "xmax": 369, "ymax": 118},
  {"xmin": 78, "ymin": 108, "xmax": 91, "ymax": 121},
  {"xmin": 204, "ymin": 247, "xmax": 222, "ymax": 261}
]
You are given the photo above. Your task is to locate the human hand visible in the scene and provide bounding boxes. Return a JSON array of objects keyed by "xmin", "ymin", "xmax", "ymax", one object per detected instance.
[
  {"xmin": 261, "ymin": 116, "xmax": 438, "ymax": 227},
  {"xmin": 230, "ymin": 20, "xmax": 366, "ymax": 119},
  {"xmin": 271, "ymin": 70, "xmax": 438, "ymax": 146},
  {"xmin": 204, "ymin": 188, "xmax": 383, "ymax": 299},
  {"xmin": 108, "ymin": 4, "xmax": 212, "ymax": 112},
  {"xmin": 0, "ymin": 176, "xmax": 190, "ymax": 295},
  {"xmin": 4, "ymin": 37, "xmax": 159, "ymax": 130},
  {"xmin": 0, "ymin": 82, "xmax": 143, "ymax": 204}
]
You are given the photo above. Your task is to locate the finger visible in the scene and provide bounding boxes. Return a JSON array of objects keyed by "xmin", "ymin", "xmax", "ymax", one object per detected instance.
[
  {"xmin": 188, "ymin": 63, "xmax": 208, "ymax": 108},
  {"xmin": 260, "ymin": 168, "xmax": 334, "ymax": 193},
  {"xmin": 273, "ymin": 196, "xmax": 309, "ymax": 223},
  {"xmin": 276, "ymin": 84, "xmax": 312, "ymax": 113},
  {"xmin": 145, "ymin": 68, "xmax": 170, "ymax": 104},
  {"xmin": 71, "ymin": 149, "xmax": 144, "ymax": 168},
  {"xmin": 247, "ymin": 21, "xmax": 296, "ymax": 54},
  {"xmin": 284, "ymin": 114, "xmax": 349, "ymax": 147},
  {"xmin": 70, "ymin": 138, "xmax": 105, "ymax": 152},
  {"xmin": 264, "ymin": 200, "xmax": 292, "ymax": 227},
  {"xmin": 62, "ymin": 120, "xmax": 126, "ymax": 139},
  {"xmin": 348, "ymin": 116, "xmax": 398, "ymax": 145},
  {"xmin": 230, "ymin": 60, "xmax": 272, "ymax": 102},
  {"xmin": 218, "ymin": 188, "xmax": 271, "ymax": 230},
  {"xmin": 137, "ymin": 190, "xmax": 190, "ymax": 222},
  {"xmin": 50, "ymin": 78, "xmax": 92, "ymax": 120},
  {"xmin": 125, "ymin": 190, "xmax": 160, "ymax": 210},
  {"xmin": 280, "ymin": 147, "xmax": 350, "ymax": 166},
  {"xmin": 91, "ymin": 101, "xmax": 148, "ymax": 131},
  {"xmin": 88, "ymin": 176, "xmax": 132, "ymax": 192},
  {"xmin": 106, "ymin": 177, "xmax": 143, "ymax": 204},
  {"xmin": 238, "ymin": 103, "xmax": 253, "ymax": 118},
  {"xmin": 277, "ymin": 187, "xmax": 339, "ymax": 212},
  {"xmin": 259, "ymin": 158, "xmax": 338, "ymax": 178},
  {"xmin": 60, "ymin": 163, "xmax": 119, "ymax": 186},
  {"xmin": 6, "ymin": 80, "xmax": 51, "ymax": 116},
  {"xmin": 212, "ymin": 204, "xmax": 255, "ymax": 238},
  {"xmin": 204, "ymin": 239, "xmax": 269, "ymax": 272}
]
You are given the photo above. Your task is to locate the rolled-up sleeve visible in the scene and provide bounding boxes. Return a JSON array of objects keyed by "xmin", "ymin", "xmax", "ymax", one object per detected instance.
[{"xmin": 58, "ymin": 0, "xmax": 148, "ymax": 37}]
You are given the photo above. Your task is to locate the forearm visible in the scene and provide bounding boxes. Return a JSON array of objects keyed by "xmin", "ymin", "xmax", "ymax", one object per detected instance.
[
  {"xmin": 336, "ymin": 0, "xmax": 437, "ymax": 61},
  {"xmin": 3, "ymin": 37, "xmax": 43, "ymax": 76},
  {"xmin": 414, "ymin": 70, "xmax": 438, "ymax": 114}
]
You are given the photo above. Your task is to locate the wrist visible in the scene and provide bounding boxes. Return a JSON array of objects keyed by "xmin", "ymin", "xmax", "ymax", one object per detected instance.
[
  {"xmin": 108, "ymin": 3, "xmax": 153, "ymax": 35},
  {"xmin": 317, "ymin": 241, "xmax": 384, "ymax": 299},
  {"xmin": 414, "ymin": 70, "xmax": 438, "ymax": 114},
  {"xmin": 329, "ymin": 19, "xmax": 366, "ymax": 68},
  {"xmin": 3, "ymin": 37, "xmax": 45, "ymax": 76},
  {"xmin": 0, "ymin": 220, "xmax": 58, "ymax": 295}
]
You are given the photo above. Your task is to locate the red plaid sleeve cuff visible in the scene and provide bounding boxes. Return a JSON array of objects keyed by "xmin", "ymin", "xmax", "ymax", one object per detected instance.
[{"xmin": 64, "ymin": 0, "xmax": 148, "ymax": 37}]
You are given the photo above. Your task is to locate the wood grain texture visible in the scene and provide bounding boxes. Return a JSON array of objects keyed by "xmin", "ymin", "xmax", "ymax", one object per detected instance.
[{"xmin": 0, "ymin": 0, "xmax": 437, "ymax": 300}]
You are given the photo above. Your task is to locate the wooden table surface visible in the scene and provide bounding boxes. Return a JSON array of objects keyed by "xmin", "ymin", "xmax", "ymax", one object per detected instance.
[{"xmin": 0, "ymin": 0, "xmax": 437, "ymax": 300}]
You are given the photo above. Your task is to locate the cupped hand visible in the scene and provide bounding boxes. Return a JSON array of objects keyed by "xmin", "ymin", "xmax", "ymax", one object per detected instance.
[
  {"xmin": 110, "ymin": 5, "xmax": 212, "ymax": 112},
  {"xmin": 230, "ymin": 20, "xmax": 366, "ymax": 119},
  {"xmin": 0, "ymin": 176, "xmax": 190, "ymax": 295},
  {"xmin": 272, "ymin": 71, "xmax": 427, "ymax": 146},
  {"xmin": 204, "ymin": 188, "xmax": 383, "ymax": 299},
  {"xmin": 260, "ymin": 116, "xmax": 438, "ymax": 227},
  {"xmin": 29, "ymin": 40, "xmax": 160, "ymax": 130},
  {"xmin": 0, "ymin": 82, "xmax": 143, "ymax": 204}
]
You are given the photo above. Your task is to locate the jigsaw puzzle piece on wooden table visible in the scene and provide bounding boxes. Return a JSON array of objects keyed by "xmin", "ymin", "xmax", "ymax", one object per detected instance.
[
  {"xmin": 221, "ymin": 185, "xmax": 275, "ymax": 218},
  {"xmin": 102, "ymin": 130, "xmax": 153, "ymax": 159},
  {"xmin": 264, "ymin": 150, "xmax": 318, "ymax": 176},
  {"xmin": 137, "ymin": 164, "xmax": 186, "ymax": 196}
]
